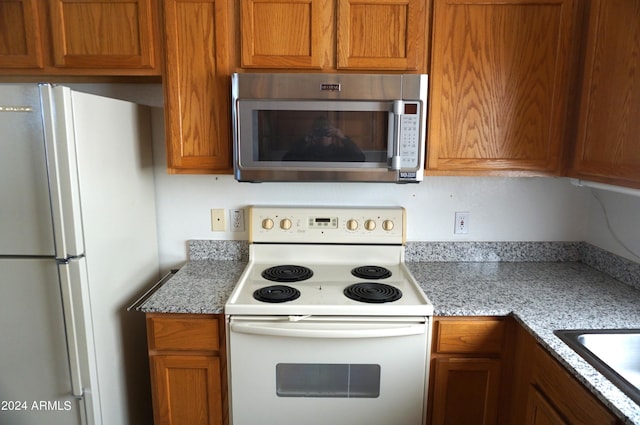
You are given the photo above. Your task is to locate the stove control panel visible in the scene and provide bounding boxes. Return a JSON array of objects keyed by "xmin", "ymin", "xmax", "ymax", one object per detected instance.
[{"xmin": 249, "ymin": 206, "xmax": 405, "ymax": 244}]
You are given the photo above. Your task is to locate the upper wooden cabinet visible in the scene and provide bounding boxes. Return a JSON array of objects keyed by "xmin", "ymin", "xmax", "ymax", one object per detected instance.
[
  {"xmin": 570, "ymin": 0, "xmax": 640, "ymax": 189},
  {"xmin": 240, "ymin": 0, "xmax": 332, "ymax": 68},
  {"xmin": 162, "ymin": 0, "xmax": 233, "ymax": 173},
  {"xmin": 427, "ymin": 0, "xmax": 580, "ymax": 174},
  {"xmin": 0, "ymin": 0, "xmax": 44, "ymax": 69},
  {"xmin": 239, "ymin": 0, "xmax": 428, "ymax": 71},
  {"xmin": 0, "ymin": 0, "xmax": 161, "ymax": 75},
  {"xmin": 336, "ymin": 0, "xmax": 426, "ymax": 70}
]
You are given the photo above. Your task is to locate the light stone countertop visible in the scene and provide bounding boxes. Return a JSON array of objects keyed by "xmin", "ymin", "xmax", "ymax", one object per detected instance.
[{"xmin": 137, "ymin": 241, "xmax": 640, "ymax": 424}]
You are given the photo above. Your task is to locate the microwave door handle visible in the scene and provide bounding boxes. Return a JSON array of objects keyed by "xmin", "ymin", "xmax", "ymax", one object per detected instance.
[{"xmin": 389, "ymin": 100, "xmax": 404, "ymax": 170}]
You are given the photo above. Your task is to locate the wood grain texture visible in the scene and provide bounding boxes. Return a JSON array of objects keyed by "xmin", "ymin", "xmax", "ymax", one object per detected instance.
[
  {"xmin": 148, "ymin": 316, "xmax": 220, "ymax": 352},
  {"xmin": 571, "ymin": 0, "xmax": 640, "ymax": 188},
  {"xmin": 49, "ymin": 0, "xmax": 157, "ymax": 68},
  {"xmin": 0, "ymin": 0, "xmax": 43, "ymax": 68},
  {"xmin": 436, "ymin": 318, "xmax": 506, "ymax": 354},
  {"xmin": 337, "ymin": 0, "xmax": 426, "ymax": 70},
  {"xmin": 240, "ymin": 0, "xmax": 331, "ymax": 68},
  {"xmin": 163, "ymin": 0, "xmax": 233, "ymax": 173},
  {"xmin": 427, "ymin": 0, "xmax": 578, "ymax": 174},
  {"xmin": 525, "ymin": 386, "xmax": 569, "ymax": 425},
  {"xmin": 151, "ymin": 355, "xmax": 223, "ymax": 425},
  {"xmin": 530, "ymin": 343, "xmax": 617, "ymax": 425},
  {"xmin": 147, "ymin": 314, "xmax": 226, "ymax": 425},
  {"xmin": 431, "ymin": 357, "xmax": 502, "ymax": 425}
]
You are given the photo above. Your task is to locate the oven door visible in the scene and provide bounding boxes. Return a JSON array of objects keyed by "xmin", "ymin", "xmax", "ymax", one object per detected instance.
[
  {"xmin": 227, "ymin": 315, "xmax": 431, "ymax": 425},
  {"xmin": 233, "ymin": 99, "xmax": 424, "ymax": 183}
]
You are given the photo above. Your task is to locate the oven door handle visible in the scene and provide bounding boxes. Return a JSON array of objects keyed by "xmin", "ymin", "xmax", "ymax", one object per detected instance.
[{"xmin": 230, "ymin": 321, "xmax": 426, "ymax": 339}]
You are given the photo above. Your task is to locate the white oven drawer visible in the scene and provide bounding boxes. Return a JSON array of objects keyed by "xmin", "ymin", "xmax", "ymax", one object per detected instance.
[{"xmin": 227, "ymin": 316, "xmax": 431, "ymax": 425}]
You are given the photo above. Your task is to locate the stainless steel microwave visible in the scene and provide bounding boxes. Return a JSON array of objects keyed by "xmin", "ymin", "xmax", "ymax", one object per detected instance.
[{"xmin": 232, "ymin": 73, "xmax": 428, "ymax": 183}]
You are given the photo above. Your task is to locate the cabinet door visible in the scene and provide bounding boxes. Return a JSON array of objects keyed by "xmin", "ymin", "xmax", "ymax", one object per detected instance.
[
  {"xmin": 427, "ymin": 0, "xmax": 578, "ymax": 174},
  {"xmin": 48, "ymin": 0, "xmax": 157, "ymax": 69},
  {"xmin": 571, "ymin": 0, "xmax": 640, "ymax": 189},
  {"xmin": 240, "ymin": 0, "xmax": 331, "ymax": 69},
  {"xmin": 526, "ymin": 386, "xmax": 569, "ymax": 425},
  {"xmin": 151, "ymin": 355, "xmax": 223, "ymax": 425},
  {"xmin": 337, "ymin": 0, "xmax": 426, "ymax": 70},
  {"xmin": 163, "ymin": 0, "xmax": 232, "ymax": 173},
  {"xmin": 431, "ymin": 357, "xmax": 501, "ymax": 425},
  {"xmin": 0, "ymin": 0, "xmax": 43, "ymax": 68}
]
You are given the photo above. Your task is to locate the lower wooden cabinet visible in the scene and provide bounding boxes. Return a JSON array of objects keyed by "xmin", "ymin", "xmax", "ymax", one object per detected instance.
[
  {"xmin": 146, "ymin": 314, "xmax": 227, "ymax": 425},
  {"xmin": 428, "ymin": 317, "xmax": 512, "ymax": 425},
  {"xmin": 429, "ymin": 317, "xmax": 622, "ymax": 425},
  {"xmin": 526, "ymin": 341, "xmax": 618, "ymax": 425}
]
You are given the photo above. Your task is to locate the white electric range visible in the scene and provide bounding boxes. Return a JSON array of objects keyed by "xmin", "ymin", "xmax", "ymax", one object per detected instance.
[{"xmin": 225, "ymin": 206, "xmax": 433, "ymax": 425}]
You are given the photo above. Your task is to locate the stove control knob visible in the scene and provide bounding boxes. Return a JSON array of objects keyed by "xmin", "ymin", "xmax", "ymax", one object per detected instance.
[
  {"xmin": 262, "ymin": 218, "xmax": 274, "ymax": 230},
  {"xmin": 346, "ymin": 219, "xmax": 359, "ymax": 231},
  {"xmin": 280, "ymin": 218, "xmax": 292, "ymax": 230},
  {"xmin": 364, "ymin": 219, "xmax": 376, "ymax": 231},
  {"xmin": 382, "ymin": 220, "xmax": 395, "ymax": 231}
]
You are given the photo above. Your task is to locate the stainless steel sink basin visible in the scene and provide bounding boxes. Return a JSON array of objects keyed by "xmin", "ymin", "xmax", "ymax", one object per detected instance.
[{"xmin": 554, "ymin": 329, "xmax": 640, "ymax": 405}]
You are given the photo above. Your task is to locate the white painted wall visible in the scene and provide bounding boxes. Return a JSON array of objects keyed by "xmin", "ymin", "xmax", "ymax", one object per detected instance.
[{"xmin": 583, "ymin": 188, "xmax": 640, "ymax": 263}]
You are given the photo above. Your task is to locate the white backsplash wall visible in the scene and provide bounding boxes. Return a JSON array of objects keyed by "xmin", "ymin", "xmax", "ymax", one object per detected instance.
[
  {"xmin": 584, "ymin": 188, "xmax": 640, "ymax": 263},
  {"xmin": 149, "ymin": 108, "xmax": 592, "ymax": 270}
]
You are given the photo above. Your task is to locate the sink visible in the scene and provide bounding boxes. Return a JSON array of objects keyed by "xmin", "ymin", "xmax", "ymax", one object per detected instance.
[{"xmin": 554, "ymin": 329, "xmax": 640, "ymax": 405}]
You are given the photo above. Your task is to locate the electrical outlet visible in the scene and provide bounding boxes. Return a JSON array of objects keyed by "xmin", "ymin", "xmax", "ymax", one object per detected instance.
[
  {"xmin": 211, "ymin": 209, "xmax": 226, "ymax": 232},
  {"xmin": 230, "ymin": 209, "xmax": 245, "ymax": 232},
  {"xmin": 454, "ymin": 212, "xmax": 469, "ymax": 235}
]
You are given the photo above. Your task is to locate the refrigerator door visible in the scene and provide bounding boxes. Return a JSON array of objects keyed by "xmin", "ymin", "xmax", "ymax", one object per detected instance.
[
  {"xmin": 0, "ymin": 258, "xmax": 83, "ymax": 425},
  {"xmin": 42, "ymin": 84, "xmax": 159, "ymax": 425},
  {"xmin": 69, "ymin": 88, "xmax": 159, "ymax": 425},
  {"xmin": 0, "ymin": 85, "xmax": 55, "ymax": 256}
]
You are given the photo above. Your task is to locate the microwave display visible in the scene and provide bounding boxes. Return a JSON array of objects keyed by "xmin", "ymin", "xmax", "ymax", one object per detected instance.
[{"xmin": 255, "ymin": 109, "xmax": 389, "ymax": 163}]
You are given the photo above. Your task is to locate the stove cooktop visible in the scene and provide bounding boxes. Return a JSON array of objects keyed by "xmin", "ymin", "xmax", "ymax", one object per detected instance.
[{"xmin": 224, "ymin": 206, "xmax": 433, "ymax": 317}]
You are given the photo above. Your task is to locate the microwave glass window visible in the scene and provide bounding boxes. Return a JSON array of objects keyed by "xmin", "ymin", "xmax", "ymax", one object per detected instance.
[{"xmin": 255, "ymin": 110, "xmax": 389, "ymax": 162}]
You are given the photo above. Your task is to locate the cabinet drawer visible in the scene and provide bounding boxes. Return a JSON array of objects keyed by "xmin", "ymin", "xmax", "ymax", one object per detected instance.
[
  {"xmin": 147, "ymin": 315, "xmax": 220, "ymax": 352},
  {"xmin": 435, "ymin": 319, "xmax": 506, "ymax": 354}
]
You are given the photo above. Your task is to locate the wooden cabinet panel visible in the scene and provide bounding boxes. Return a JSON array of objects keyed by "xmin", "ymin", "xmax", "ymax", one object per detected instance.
[
  {"xmin": 151, "ymin": 355, "xmax": 223, "ymax": 425},
  {"xmin": 146, "ymin": 314, "xmax": 226, "ymax": 425},
  {"xmin": 526, "ymin": 386, "xmax": 569, "ymax": 425},
  {"xmin": 48, "ymin": 0, "xmax": 157, "ymax": 69},
  {"xmin": 147, "ymin": 316, "xmax": 220, "ymax": 352},
  {"xmin": 337, "ymin": 0, "xmax": 426, "ymax": 70},
  {"xmin": 429, "ymin": 317, "xmax": 511, "ymax": 425},
  {"xmin": 530, "ymin": 343, "xmax": 617, "ymax": 425},
  {"xmin": 427, "ymin": 0, "xmax": 579, "ymax": 174},
  {"xmin": 240, "ymin": 0, "xmax": 331, "ymax": 68},
  {"xmin": 571, "ymin": 0, "xmax": 640, "ymax": 189},
  {"xmin": 0, "ymin": 0, "xmax": 43, "ymax": 68},
  {"xmin": 431, "ymin": 357, "xmax": 502, "ymax": 425},
  {"xmin": 162, "ymin": 0, "xmax": 232, "ymax": 173},
  {"xmin": 436, "ymin": 318, "xmax": 506, "ymax": 354}
]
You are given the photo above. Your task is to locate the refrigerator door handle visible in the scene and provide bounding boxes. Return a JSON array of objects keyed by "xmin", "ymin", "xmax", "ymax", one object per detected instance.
[{"xmin": 58, "ymin": 261, "xmax": 84, "ymax": 398}]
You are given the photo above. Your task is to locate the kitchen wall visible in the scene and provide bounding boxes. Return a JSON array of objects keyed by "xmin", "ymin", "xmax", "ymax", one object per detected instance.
[{"xmin": 69, "ymin": 84, "xmax": 640, "ymax": 271}]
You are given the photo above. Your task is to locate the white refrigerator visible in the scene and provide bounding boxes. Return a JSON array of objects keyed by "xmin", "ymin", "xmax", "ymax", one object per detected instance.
[{"xmin": 0, "ymin": 84, "xmax": 160, "ymax": 425}]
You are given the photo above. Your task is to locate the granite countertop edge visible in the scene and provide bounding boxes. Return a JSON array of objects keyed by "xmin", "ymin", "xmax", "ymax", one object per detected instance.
[{"xmin": 137, "ymin": 241, "xmax": 640, "ymax": 424}]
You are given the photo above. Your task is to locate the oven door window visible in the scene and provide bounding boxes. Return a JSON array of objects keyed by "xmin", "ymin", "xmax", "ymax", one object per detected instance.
[
  {"xmin": 276, "ymin": 363, "xmax": 380, "ymax": 398},
  {"xmin": 237, "ymin": 100, "xmax": 392, "ymax": 165}
]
